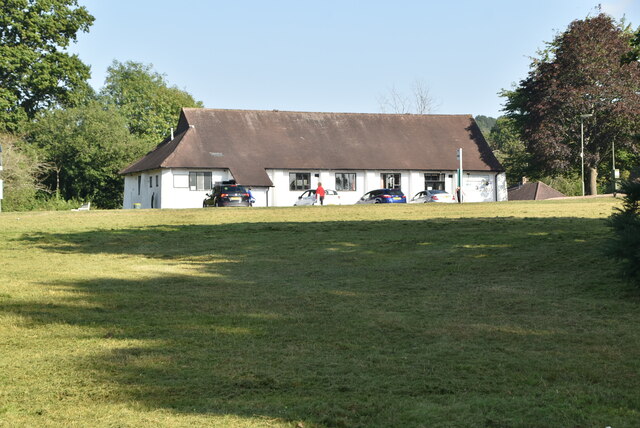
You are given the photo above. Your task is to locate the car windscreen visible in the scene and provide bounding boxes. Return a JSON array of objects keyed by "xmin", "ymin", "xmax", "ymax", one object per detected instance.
[
  {"xmin": 387, "ymin": 189, "xmax": 404, "ymax": 195},
  {"xmin": 430, "ymin": 190, "xmax": 447, "ymax": 194},
  {"xmin": 221, "ymin": 186, "xmax": 247, "ymax": 193}
]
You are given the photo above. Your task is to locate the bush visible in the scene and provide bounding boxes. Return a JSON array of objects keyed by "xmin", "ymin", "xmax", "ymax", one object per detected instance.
[
  {"xmin": 32, "ymin": 195, "xmax": 86, "ymax": 211},
  {"xmin": 608, "ymin": 180, "xmax": 640, "ymax": 286}
]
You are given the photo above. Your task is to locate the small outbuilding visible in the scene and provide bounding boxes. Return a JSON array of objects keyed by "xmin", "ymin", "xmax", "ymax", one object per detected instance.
[
  {"xmin": 120, "ymin": 108, "xmax": 508, "ymax": 208},
  {"xmin": 508, "ymin": 181, "xmax": 566, "ymax": 201}
]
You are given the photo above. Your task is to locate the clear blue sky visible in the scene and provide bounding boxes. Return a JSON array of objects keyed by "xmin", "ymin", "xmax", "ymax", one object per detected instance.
[{"xmin": 70, "ymin": 1, "xmax": 640, "ymax": 118}]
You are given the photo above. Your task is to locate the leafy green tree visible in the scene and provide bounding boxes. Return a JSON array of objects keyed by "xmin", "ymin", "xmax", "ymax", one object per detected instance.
[
  {"xmin": 100, "ymin": 60, "xmax": 203, "ymax": 146},
  {"xmin": 622, "ymin": 27, "xmax": 640, "ymax": 63},
  {"xmin": 488, "ymin": 117, "xmax": 529, "ymax": 187},
  {"xmin": 503, "ymin": 14, "xmax": 640, "ymax": 195},
  {"xmin": 0, "ymin": 0, "xmax": 94, "ymax": 133},
  {"xmin": 474, "ymin": 115, "xmax": 497, "ymax": 140},
  {"xmin": 26, "ymin": 102, "xmax": 148, "ymax": 208}
]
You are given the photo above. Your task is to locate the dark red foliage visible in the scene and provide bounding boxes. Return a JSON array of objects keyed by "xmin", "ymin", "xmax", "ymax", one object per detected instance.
[{"xmin": 505, "ymin": 14, "xmax": 640, "ymax": 177}]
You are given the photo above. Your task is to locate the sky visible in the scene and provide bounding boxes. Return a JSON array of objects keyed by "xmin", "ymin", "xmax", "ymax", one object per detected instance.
[{"xmin": 70, "ymin": 0, "xmax": 640, "ymax": 119}]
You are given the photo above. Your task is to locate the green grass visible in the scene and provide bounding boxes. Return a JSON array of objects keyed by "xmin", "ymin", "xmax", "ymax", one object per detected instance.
[{"xmin": 1, "ymin": 199, "xmax": 639, "ymax": 427}]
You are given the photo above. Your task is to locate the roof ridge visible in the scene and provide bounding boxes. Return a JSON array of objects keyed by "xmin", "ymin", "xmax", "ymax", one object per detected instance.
[
  {"xmin": 182, "ymin": 107, "xmax": 472, "ymax": 118},
  {"xmin": 161, "ymin": 127, "xmax": 196, "ymax": 167}
]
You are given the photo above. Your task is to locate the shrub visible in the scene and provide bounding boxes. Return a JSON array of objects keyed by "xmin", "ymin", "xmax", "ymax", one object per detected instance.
[
  {"xmin": 32, "ymin": 195, "xmax": 86, "ymax": 211},
  {"xmin": 608, "ymin": 180, "xmax": 640, "ymax": 286}
]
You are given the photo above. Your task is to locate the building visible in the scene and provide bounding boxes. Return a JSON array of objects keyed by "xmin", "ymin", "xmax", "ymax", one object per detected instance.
[
  {"xmin": 120, "ymin": 108, "xmax": 507, "ymax": 208},
  {"xmin": 508, "ymin": 180, "xmax": 566, "ymax": 201}
]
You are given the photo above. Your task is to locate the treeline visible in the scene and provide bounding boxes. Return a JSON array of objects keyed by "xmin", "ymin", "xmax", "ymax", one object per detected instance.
[{"xmin": 0, "ymin": 1, "xmax": 202, "ymax": 210}]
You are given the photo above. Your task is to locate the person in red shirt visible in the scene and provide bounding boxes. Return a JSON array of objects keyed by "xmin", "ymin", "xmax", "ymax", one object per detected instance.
[{"xmin": 315, "ymin": 182, "xmax": 326, "ymax": 206}]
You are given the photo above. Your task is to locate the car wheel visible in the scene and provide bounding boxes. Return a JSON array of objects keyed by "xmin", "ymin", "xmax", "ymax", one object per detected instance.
[{"xmin": 374, "ymin": 199, "xmax": 382, "ymax": 204}]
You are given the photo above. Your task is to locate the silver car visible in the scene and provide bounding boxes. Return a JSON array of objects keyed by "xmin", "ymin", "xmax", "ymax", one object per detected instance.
[
  {"xmin": 410, "ymin": 189, "xmax": 457, "ymax": 203},
  {"xmin": 294, "ymin": 189, "xmax": 341, "ymax": 206}
]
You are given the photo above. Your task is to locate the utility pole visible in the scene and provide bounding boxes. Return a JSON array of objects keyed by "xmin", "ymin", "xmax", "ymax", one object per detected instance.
[{"xmin": 456, "ymin": 148, "xmax": 463, "ymax": 203}]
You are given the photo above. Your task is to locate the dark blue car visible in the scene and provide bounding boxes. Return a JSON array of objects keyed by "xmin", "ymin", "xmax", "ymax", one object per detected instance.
[{"xmin": 356, "ymin": 188, "xmax": 406, "ymax": 204}]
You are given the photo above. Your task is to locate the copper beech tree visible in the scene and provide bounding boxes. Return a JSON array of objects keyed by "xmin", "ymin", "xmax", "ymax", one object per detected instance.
[{"xmin": 503, "ymin": 13, "xmax": 640, "ymax": 195}]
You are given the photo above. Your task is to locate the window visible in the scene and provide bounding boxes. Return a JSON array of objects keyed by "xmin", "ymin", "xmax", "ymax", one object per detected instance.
[
  {"xmin": 137, "ymin": 175, "xmax": 141, "ymax": 195},
  {"xmin": 425, "ymin": 173, "xmax": 445, "ymax": 190},
  {"xmin": 381, "ymin": 173, "xmax": 401, "ymax": 189},
  {"xmin": 289, "ymin": 173, "xmax": 310, "ymax": 191},
  {"xmin": 155, "ymin": 175, "xmax": 159, "ymax": 187},
  {"xmin": 335, "ymin": 173, "xmax": 356, "ymax": 191},
  {"xmin": 149, "ymin": 177, "xmax": 153, "ymax": 188},
  {"xmin": 189, "ymin": 172, "xmax": 212, "ymax": 191}
]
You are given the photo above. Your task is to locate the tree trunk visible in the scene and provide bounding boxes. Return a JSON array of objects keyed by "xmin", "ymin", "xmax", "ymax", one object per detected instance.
[{"xmin": 588, "ymin": 167, "xmax": 598, "ymax": 196}]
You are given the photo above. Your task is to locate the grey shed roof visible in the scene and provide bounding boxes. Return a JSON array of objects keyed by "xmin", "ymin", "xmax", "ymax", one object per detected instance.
[
  {"xmin": 508, "ymin": 181, "xmax": 566, "ymax": 200},
  {"xmin": 120, "ymin": 108, "xmax": 504, "ymax": 186}
]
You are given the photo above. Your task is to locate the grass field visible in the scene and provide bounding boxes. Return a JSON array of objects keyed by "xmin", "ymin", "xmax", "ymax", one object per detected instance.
[{"xmin": 1, "ymin": 199, "xmax": 639, "ymax": 427}]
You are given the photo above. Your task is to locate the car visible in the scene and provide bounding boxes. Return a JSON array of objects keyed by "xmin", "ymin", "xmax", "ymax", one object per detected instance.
[
  {"xmin": 294, "ymin": 189, "xmax": 341, "ymax": 206},
  {"xmin": 409, "ymin": 189, "xmax": 456, "ymax": 203},
  {"xmin": 356, "ymin": 188, "xmax": 406, "ymax": 204},
  {"xmin": 203, "ymin": 182, "xmax": 251, "ymax": 207}
]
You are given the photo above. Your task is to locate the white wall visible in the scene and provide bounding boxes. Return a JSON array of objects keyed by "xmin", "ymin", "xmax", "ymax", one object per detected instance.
[
  {"xmin": 162, "ymin": 168, "xmax": 229, "ymax": 209},
  {"xmin": 123, "ymin": 168, "xmax": 508, "ymax": 209},
  {"xmin": 249, "ymin": 187, "xmax": 269, "ymax": 207},
  {"xmin": 496, "ymin": 172, "xmax": 508, "ymax": 201},
  {"xmin": 456, "ymin": 171, "xmax": 503, "ymax": 203},
  {"xmin": 123, "ymin": 168, "xmax": 231, "ymax": 209},
  {"xmin": 123, "ymin": 169, "xmax": 162, "ymax": 209},
  {"xmin": 267, "ymin": 169, "xmax": 506, "ymax": 206}
]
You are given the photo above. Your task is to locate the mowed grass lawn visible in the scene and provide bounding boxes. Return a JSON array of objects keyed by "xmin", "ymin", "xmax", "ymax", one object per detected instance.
[{"xmin": 1, "ymin": 199, "xmax": 639, "ymax": 427}]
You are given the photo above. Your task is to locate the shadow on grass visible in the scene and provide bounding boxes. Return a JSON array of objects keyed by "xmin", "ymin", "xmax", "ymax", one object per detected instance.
[{"xmin": 4, "ymin": 217, "xmax": 637, "ymax": 427}]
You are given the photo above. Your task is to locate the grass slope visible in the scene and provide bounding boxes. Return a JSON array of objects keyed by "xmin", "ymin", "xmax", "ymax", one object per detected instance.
[{"xmin": 1, "ymin": 199, "xmax": 639, "ymax": 427}]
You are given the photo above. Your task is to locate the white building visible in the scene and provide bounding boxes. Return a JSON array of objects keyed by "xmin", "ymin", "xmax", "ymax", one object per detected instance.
[{"xmin": 121, "ymin": 109, "xmax": 507, "ymax": 208}]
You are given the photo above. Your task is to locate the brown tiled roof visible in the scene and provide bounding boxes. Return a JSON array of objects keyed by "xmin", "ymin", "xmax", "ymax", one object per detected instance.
[
  {"xmin": 120, "ymin": 108, "xmax": 504, "ymax": 186},
  {"xmin": 508, "ymin": 181, "xmax": 566, "ymax": 200}
]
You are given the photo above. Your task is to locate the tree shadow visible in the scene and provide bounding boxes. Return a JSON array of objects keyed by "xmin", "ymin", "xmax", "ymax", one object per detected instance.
[
  {"xmin": 4, "ymin": 217, "xmax": 632, "ymax": 426},
  {"xmin": 466, "ymin": 120, "xmax": 503, "ymax": 171}
]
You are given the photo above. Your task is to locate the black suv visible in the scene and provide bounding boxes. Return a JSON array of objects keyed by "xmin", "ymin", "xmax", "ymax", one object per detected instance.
[{"xmin": 203, "ymin": 182, "xmax": 251, "ymax": 207}]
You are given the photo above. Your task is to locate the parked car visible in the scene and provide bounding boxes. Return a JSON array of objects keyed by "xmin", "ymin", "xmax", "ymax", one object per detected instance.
[
  {"xmin": 203, "ymin": 182, "xmax": 251, "ymax": 207},
  {"xmin": 356, "ymin": 189, "xmax": 406, "ymax": 204},
  {"xmin": 409, "ymin": 189, "xmax": 456, "ymax": 203},
  {"xmin": 294, "ymin": 189, "xmax": 341, "ymax": 206}
]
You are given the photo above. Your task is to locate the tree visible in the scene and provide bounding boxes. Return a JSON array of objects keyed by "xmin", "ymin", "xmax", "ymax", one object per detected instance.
[
  {"xmin": 0, "ymin": 0, "xmax": 94, "ymax": 133},
  {"xmin": 0, "ymin": 133, "xmax": 48, "ymax": 211},
  {"xmin": 26, "ymin": 102, "xmax": 148, "ymax": 208},
  {"xmin": 488, "ymin": 117, "xmax": 530, "ymax": 187},
  {"xmin": 503, "ymin": 13, "xmax": 640, "ymax": 195},
  {"xmin": 100, "ymin": 60, "xmax": 203, "ymax": 146},
  {"xmin": 378, "ymin": 80, "xmax": 437, "ymax": 114},
  {"xmin": 474, "ymin": 115, "xmax": 497, "ymax": 139},
  {"xmin": 622, "ymin": 27, "xmax": 640, "ymax": 63}
]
